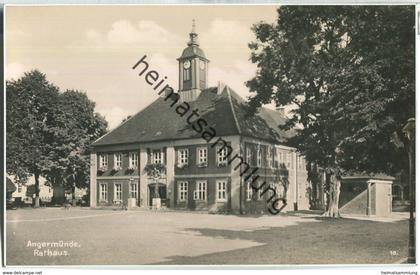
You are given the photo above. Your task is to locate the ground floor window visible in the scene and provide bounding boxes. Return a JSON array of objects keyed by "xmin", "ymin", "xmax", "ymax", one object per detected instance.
[
  {"xmin": 194, "ymin": 181, "xmax": 207, "ymax": 201},
  {"xmin": 246, "ymin": 181, "xmax": 253, "ymax": 201},
  {"xmin": 100, "ymin": 183, "xmax": 108, "ymax": 202},
  {"xmin": 216, "ymin": 180, "xmax": 227, "ymax": 202},
  {"xmin": 130, "ymin": 183, "xmax": 138, "ymax": 199},
  {"xmin": 178, "ymin": 181, "xmax": 188, "ymax": 202},
  {"xmin": 257, "ymin": 182, "xmax": 264, "ymax": 200},
  {"xmin": 114, "ymin": 183, "xmax": 122, "ymax": 202}
]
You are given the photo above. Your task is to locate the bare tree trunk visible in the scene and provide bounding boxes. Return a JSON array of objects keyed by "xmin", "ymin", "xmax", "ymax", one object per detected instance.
[
  {"xmin": 34, "ymin": 172, "xmax": 40, "ymax": 208},
  {"xmin": 325, "ymin": 174, "xmax": 341, "ymax": 218}
]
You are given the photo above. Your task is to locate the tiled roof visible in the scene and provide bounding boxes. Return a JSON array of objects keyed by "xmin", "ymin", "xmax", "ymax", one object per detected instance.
[{"xmin": 92, "ymin": 86, "xmax": 294, "ymax": 147}]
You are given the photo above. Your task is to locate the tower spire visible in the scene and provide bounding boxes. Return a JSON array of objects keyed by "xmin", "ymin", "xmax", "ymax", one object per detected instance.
[
  {"xmin": 188, "ymin": 19, "xmax": 199, "ymax": 46},
  {"xmin": 192, "ymin": 19, "xmax": 196, "ymax": 33}
]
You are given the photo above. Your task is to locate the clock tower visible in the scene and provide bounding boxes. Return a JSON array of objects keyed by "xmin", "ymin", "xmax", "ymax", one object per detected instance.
[{"xmin": 177, "ymin": 20, "xmax": 209, "ymax": 102}]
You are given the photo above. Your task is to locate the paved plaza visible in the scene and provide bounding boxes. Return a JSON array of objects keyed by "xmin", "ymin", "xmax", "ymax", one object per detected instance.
[{"xmin": 6, "ymin": 208, "xmax": 409, "ymax": 265}]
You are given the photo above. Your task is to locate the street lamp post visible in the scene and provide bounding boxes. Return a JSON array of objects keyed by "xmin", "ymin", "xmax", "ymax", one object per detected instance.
[{"xmin": 403, "ymin": 118, "xmax": 415, "ymax": 264}]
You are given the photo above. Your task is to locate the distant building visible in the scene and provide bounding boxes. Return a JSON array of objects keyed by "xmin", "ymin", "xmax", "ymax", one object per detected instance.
[
  {"xmin": 10, "ymin": 175, "xmax": 53, "ymax": 205},
  {"xmin": 9, "ymin": 175, "xmax": 87, "ymax": 206},
  {"xmin": 89, "ymin": 24, "xmax": 310, "ymax": 214}
]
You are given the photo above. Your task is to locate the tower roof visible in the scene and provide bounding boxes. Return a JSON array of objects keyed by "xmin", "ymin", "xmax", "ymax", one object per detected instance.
[{"xmin": 178, "ymin": 19, "xmax": 208, "ymax": 61}]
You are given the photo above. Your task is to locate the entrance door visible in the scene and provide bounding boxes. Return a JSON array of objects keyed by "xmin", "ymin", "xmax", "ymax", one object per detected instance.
[{"xmin": 148, "ymin": 183, "xmax": 167, "ymax": 207}]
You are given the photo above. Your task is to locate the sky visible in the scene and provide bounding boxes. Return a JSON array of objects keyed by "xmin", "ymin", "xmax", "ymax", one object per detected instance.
[{"xmin": 6, "ymin": 5, "xmax": 279, "ymax": 129}]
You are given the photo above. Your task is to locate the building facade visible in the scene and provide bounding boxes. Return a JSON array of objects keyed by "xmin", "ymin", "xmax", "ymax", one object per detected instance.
[{"xmin": 90, "ymin": 25, "xmax": 310, "ymax": 214}]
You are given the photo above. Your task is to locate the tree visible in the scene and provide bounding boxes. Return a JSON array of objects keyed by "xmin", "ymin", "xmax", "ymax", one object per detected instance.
[
  {"xmin": 7, "ymin": 71, "xmax": 108, "ymax": 207},
  {"xmin": 6, "ymin": 70, "xmax": 60, "ymax": 207},
  {"xmin": 246, "ymin": 6, "xmax": 415, "ymax": 217},
  {"xmin": 46, "ymin": 90, "xmax": 108, "ymax": 205}
]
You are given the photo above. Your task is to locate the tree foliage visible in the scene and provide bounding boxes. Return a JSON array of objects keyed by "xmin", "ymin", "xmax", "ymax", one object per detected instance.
[
  {"xmin": 6, "ymin": 70, "xmax": 108, "ymax": 205},
  {"xmin": 7, "ymin": 70, "xmax": 60, "ymax": 184},
  {"xmin": 45, "ymin": 89, "xmax": 108, "ymax": 191},
  {"xmin": 247, "ymin": 6, "xmax": 414, "ymax": 176}
]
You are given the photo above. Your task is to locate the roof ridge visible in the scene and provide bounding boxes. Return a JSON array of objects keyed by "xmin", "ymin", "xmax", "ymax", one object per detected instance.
[{"xmin": 225, "ymin": 85, "xmax": 242, "ymax": 135}]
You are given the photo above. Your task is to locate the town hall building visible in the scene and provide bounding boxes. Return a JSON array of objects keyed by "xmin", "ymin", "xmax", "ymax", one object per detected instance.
[{"xmin": 89, "ymin": 24, "xmax": 310, "ymax": 214}]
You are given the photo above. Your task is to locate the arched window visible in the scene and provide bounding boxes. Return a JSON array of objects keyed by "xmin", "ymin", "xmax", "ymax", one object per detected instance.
[{"xmin": 183, "ymin": 68, "xmax": 190, "ymax": 81}]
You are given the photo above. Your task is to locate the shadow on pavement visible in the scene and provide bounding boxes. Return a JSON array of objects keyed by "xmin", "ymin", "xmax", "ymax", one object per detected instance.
[{"xmin": 154, "ymin": 217, "xmax": 409, "ymax": 265}]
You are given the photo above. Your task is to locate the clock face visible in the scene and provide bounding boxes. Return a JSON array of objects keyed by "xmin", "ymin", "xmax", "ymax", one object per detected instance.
[
  {"xmin": 183, "ymin": 60, "xmax": 191, "ymax": 69},
  {"xmin": 199, "ymin": 60, "xmax": 205, "ymax": 70}
]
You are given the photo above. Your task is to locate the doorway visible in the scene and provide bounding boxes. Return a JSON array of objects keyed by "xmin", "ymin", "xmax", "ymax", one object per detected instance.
[{"xmin": 148, "ymin": 183, "xmax": 167, "ymax": 207}]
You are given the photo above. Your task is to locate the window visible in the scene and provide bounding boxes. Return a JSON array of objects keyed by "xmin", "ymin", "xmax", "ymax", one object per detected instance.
[
  {"xmin": 286, "ymin": 152, "xmax": 291, "ymax": 168},
  {"xmin": 275, "ymin": 149, "xmax": 280, "ymax": 168},
  {"xmin": 152, "ymin": 151, "xmax": 163, "ymax": 164},
  {"xmin": 114, "ymin": 183, "xmax": 122, "ymax": 202},
  {"xmin": 197, "ymin": 147, "xmax": 208, "ymax": 166},
  {"xmin": 129, "ymin": 153, "xmax": 138, "ymax": 169},
  {"xmin": 114, "ymin": 154, "xmax": 122, "ymax": 169},
  {"xmin": 267, "ymin": 148, "xmax": 273, "ymax": 168},
  {"xmin": 183, "ymin": 68, "xmax": 191, "ymax": 81},
  {"xmin": 178, "ymin": 149, "xmax": 189, "ymax": 166},
  {"xmin": 217, "ymin": 147, "xmax": 228, "ymax": 166},
  {"xmin": 257, "ymin": 186, "xmax": 264, "ymax": 200},
  {"xmin": 216, "ymin": 180, "xmax": 227, "ymax": 202},
  {"xmin": 246, "ymin": 181, "xmax": 253, "ymax": 201},
  {"xmin": 257, "ymin": 148, "xmax": 262, "ymax": 167},
  {"xmin": 178, "ymin": 181, "xmax": 188, "ymax": 202},
  {"xmin": 194, "ymin": 181, "xmax": 207, "ymax": 201},
  {"xmin": 100, "ymin": 183, "xmax": 108, "ymax": 202},
  {"xmin": 18, "ymin": 185, "xmax": 22, "ymax": 193},
  {"xmin": 278, "ymin": 151, "xmax": 283, "ymax": 166},
  {"xmin": 277, "ymin": 150, "xmax": 283, "ymax": 168},
  {"xmin": 130, "ymin": 183, "xmax": 138, "ymax": 199},
  {"xmin": 246, "ymin": 147, "xmax": 252, "ymax": 165},
  {"xmin": 99, "ymin": 154, "xmax": 108, "ymax": 168}
]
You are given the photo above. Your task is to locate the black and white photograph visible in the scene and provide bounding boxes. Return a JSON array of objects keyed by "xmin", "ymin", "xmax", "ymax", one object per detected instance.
[{"xmin": 2, "ymin": 2, "xmax": 417, "ymax": 274}]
